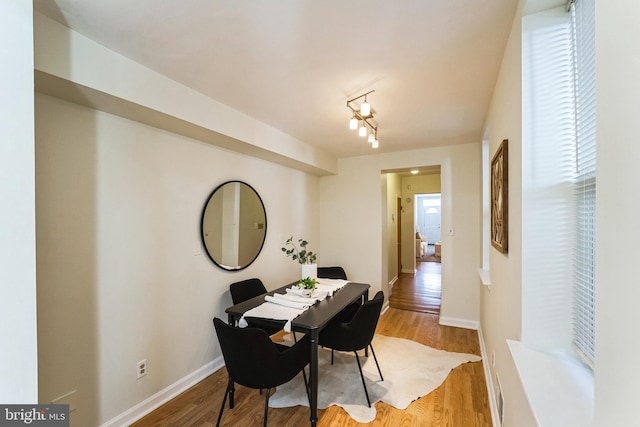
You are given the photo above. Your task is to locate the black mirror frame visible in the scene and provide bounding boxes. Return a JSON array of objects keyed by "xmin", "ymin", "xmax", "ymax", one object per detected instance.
[{"xmin": 200, "ymin": 180, "xmax": 267, "ymax": 271}]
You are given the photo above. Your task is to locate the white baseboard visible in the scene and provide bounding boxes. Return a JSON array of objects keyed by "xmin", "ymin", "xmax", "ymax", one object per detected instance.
[
  {"xmin": 477, "ymin": 325, "xmax": 501, "ymax": 427},
  {"xmin": 100, "ymin": 356, "xmax": 224, "ymax": 427},
  {"xmin": 381, "ymin": 301, "xmax": 390, "ymax": 315},
  {"xmin": 438, "ymin": 316, "xmax": 479, "ymax": 330},
  {"xmin": 401, "ymin": 268, "xmax": 416, "ymax": 274},
  {"xmin": 388, "ymin": 276, "xmax": 398, "ymax": 289}
]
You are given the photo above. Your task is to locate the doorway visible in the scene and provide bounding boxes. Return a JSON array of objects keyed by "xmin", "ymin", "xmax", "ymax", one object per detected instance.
[
  {"xmin": 406, "ymin": 193, "xmax": 442, "ymax": 314},
  {"xmin": 390, "ymin": 199, "xmax": 442, "ymax": 316},
  {"xmin": 416, "ymin": 193, "xmax": 441, "ymax": 245},
  {"xmin": 396, "ymin": 197, "xmax": 402, "ymax": 275},
  {"xmin": 387, "ymin": 174, "xmax": 443, "ymax": 314}
]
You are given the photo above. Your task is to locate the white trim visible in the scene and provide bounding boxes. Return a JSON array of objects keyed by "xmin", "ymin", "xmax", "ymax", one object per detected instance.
[
  {"xmin": 439, "ymin": 316, "xmax": 479, "ymax": 330},
  {"xmin": 507, "ymin": 340, "xmax": 594, "ymax": 427},
  {"xmin": 100, "ymin": 357, "xmax": 224, "ymax": 427},
  {"xmin": 477, "ymin": 326, "xmax": 501, "ymax": 427},
  {"xmin": 478, "ymin": 268, "xmax": 491, "ymax": 287},
  {"xmin": 388, "ymin": 275, "xmax": 398, "ymax": 289},
  {"xmin": 401, "ymin": 268, "xmax": 416, "ymax": 274},
  {"xmin": 381, "ymin": 302, "xmax": 390, "ymax": 315}
]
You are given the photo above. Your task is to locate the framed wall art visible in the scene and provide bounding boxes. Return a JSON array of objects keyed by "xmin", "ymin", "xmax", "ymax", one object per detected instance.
[{"xmin": 491, "ymin": 139, "xmax": 508, "ymax": 253}]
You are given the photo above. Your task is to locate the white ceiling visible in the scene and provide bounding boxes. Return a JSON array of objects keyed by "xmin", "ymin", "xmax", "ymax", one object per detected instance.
[{"xmin": 34, "ymin": 0, "xmax": 519, "ymax": 159}]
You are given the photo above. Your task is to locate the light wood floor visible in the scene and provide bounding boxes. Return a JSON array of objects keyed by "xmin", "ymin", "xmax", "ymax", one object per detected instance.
[
  {"xmin": 389, "ymin": 260, "xmax": 442, "ymax": 314},
  {"xmin": 131, "ymin": 306, "xmax": 491, "ymax": 426}
]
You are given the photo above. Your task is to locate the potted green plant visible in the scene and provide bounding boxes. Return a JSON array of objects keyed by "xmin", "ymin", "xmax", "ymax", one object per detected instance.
[
  {"xmin": 282, "ymin": 236, "xmax": 318, "ymax": 279},
  {"xmin": 296, "ymin": 276, "xmax": 319, "ymax": 297}
]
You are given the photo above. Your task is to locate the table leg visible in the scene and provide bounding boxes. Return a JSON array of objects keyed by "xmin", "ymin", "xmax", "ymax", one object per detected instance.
[
  {"xmin": 363, "ymin": 292, "xmax": 369, "ymax": 357},
  {"xmin": 309, "ymin": 329, "xmax": 319, "ymax": 426}
]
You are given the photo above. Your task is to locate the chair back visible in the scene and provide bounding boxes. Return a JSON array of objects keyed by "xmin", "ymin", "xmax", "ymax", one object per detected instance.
[
  {"xmin": 229, "ymin": 278, "xmax": 267, "ymax": 305},
  {"xmin": 349, "ymin": 291, "xmax": 384, "ymax": 349},
  {"xmin": 320, "ymin": 291, "xmax": 384, "ymax": 352},
  {"xmin": 213, "ymin": 318, "xmax": 309, "ymax": 389},
  {"xmin": 317, "ymin": 266, "xmax": 348, "ymax": 280}
]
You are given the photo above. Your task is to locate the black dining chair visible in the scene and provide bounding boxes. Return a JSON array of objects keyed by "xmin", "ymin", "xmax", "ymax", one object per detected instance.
[
  {"xmin": 317, "ymin": 266, "xmax": 361, "ymax": 319},
  {"xmin": 229, "ymin": 278, "xmax": 285, "ymax": 335},
  {"xmin": 229, "ymin": 277, "xmax": 268, "ymax": 304},
  {"xmin": 318, "ymin": 290, "xmax": 384, "ymax": 407},
  {"xmin": 316, "ymin": 266, "xmax": 348, "ymax": 280},
  {"xmin": 213, "ymin": 318, "xmax": 310, "ymax": 427}
]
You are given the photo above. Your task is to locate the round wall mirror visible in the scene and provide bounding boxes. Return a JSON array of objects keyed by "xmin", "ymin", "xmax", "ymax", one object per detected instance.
[{"xmin": 200, "ymin": 181, "xmax": 267, "ymax": 271}]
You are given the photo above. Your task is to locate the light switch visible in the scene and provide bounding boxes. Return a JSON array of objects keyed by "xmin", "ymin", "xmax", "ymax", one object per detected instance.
[{"xmin": 448, "ymin": 227, "xmax": 455, "ymax": 236}]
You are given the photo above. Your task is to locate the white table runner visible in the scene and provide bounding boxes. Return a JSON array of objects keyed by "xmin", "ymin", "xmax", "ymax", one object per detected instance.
[{"xmin": 238, "ymin": 279, "xmax": 350, "ymax": 332}]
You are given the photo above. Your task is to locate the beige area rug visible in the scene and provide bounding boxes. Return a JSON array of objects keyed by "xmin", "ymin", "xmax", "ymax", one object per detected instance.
[
  {"xmin": 269, "ymin": 334, "xmax": 481, "ymax": 423},
  {"xmin": 420, "ymin": 244, "xmax": 441, "ymax": 263}
]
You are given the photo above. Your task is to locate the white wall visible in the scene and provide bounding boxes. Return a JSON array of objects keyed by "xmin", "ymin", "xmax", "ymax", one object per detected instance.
[
  {"xmin": 35, "ymin": 94, "xmax": 319, "ymax": 425},
  {"xmin": 318, "ymin": 144, "xmax": 481, "ymax": 327},
  {"xmin": 480, "ymin": 0, "xmax": 534, "ymax": 424},
  {"xmin": 594, "ymin": 1, "xmax": 640, "ymax": 424},
  {"xmin": 0, "ymin": 0, "xmax": 38, "ymax": 403},
  {"xmin": 384, "ymin": 173, "xmax": 402, "ymax": 285}
]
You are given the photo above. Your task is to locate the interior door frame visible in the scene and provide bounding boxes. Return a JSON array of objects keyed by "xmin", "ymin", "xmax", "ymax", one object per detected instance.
[{"xmin": 397, "ymin": 197, "xmax": 402, "ymax": 274}]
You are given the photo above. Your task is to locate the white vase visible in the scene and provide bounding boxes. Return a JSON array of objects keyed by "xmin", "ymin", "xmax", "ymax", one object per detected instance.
[{"xmin": 301, "ymin": 263, "xmax": 317, "ymax": 280}]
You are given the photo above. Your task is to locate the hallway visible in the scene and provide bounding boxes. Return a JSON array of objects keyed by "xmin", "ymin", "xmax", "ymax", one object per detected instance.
[{"xmin": 389, "ymin": 255, "xmax": 442, "ymax": 314}]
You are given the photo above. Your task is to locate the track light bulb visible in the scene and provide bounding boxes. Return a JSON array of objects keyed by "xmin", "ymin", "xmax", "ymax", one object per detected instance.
[
  {"xmin": 360, "ymin": 99, "xmax": 370, "ymax": 117},
  {"xmin": 368, "ymin": 131, "xmax": 375, "ymax": 143},
  {"xmin": 372, "ymin": 139, "xmax": 379, "ymax": 148},
  {"xmin": 359, "ymin": 124, "xmax": 367, "ymax": 137},
  {"xmin": 349, "ymin": 116, "xmax": 358, "ymax": 130}
]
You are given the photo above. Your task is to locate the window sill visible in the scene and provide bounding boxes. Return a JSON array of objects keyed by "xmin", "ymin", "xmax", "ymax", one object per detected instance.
[
  {"xmin": 478, "ymin": 268, "xmax": 491, "ymax": 287},
  {"xmin": 507, "ymin": 340, "xmax": 594, "ymax": 427}
]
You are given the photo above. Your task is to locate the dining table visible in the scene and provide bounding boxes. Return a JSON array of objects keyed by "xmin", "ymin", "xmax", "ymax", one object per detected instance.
[{"xmin": 225, "ymin": 281, "xmax": 370, "ymax": 427}]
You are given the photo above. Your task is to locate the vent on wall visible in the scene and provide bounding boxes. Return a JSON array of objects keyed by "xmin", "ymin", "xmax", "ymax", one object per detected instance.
[{"xmin": 496, "ymin": 373, "xmax": 504, "ymax": 426}]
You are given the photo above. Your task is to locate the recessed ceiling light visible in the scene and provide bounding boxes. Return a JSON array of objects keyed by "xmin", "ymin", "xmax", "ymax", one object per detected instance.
[{"xmin": 411, "ymin": 170, "xmax": 419, "ymax": 174}]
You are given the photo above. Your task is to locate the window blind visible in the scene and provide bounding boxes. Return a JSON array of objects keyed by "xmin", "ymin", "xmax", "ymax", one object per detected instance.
[
  {"xmin": 571, "ymin": 0, "xmax": 596, "ymax": 365},
  {"xmin": 521, "ymin": 5, "xmax": 576, "ymax": 352}
]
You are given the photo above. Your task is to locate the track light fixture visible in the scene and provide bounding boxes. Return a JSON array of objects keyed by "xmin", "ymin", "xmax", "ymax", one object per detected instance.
[{"xmin": 346, "ymin": 90, "xmax": 379, "ymax": 148}]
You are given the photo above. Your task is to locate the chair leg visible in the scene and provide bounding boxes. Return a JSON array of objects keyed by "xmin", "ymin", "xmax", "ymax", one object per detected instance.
[
  {"xmin": 369, "ymin": 344, "xmax": 383, "ymax": 381},
  {"xmin": 263, "ymin": 387, "xmax": 271, "ymax": 427},
  {"xmin": 229, "ymin": 380, "xmax": 235, "ymax": 409},
  {"xmin": 216, "ymin": 378, "xmax": 234, "ymax": 427},
  {"xmin": 353, "ymin": 351, "xmax": 372, "ymax": 407}
]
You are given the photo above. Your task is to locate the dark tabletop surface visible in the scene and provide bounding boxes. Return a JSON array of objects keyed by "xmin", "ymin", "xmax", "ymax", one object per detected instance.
[{"xmin": 225, "ymin": 282, "xmax": 370, "ymax": 331}]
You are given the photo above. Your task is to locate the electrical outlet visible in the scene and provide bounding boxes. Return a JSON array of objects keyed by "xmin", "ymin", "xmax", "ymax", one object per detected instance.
[{"xmin": 137, "ymin": 359, "xmax": 147, "ymax": 379}]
